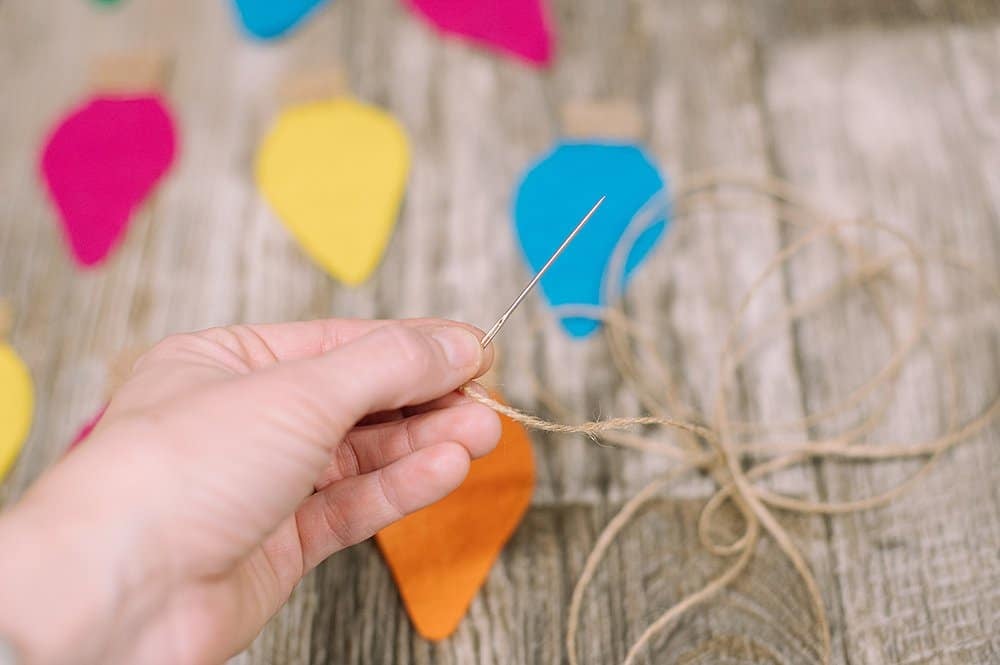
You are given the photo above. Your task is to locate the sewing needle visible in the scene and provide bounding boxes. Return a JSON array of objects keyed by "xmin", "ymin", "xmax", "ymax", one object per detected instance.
[{"xmin": 480, "ymin": 195, "xmax": 606, "ymax": 348}]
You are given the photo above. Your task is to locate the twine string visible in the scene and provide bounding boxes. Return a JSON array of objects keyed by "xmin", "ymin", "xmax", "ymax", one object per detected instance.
[{"xmin": 462, "ymin": 174, "xmax": 1000, "ymax": 664}]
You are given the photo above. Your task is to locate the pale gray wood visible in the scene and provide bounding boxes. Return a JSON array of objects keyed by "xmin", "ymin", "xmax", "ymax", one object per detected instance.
[
  {"xmin": 761, "ymin": 20, "xmax": 1000, "ymax": 665},
  {"xmin": 0, "ymin": 1, "xmax": 997, "ymax": 664}
]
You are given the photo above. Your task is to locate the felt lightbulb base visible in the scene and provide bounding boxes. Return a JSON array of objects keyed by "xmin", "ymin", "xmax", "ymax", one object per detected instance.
[
  {"xmin": 560, "ymin": 99, "xmax": 644, "ymax": 141},
  {"xmin": 88, "ymin": 51, "xmax": 170, "ymax": 94}
]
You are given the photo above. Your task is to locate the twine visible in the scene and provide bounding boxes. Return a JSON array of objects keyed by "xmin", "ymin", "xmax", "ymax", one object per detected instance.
[{"xmin": 462, "ymin": 174, "xmax": 999, "ymax": 664}]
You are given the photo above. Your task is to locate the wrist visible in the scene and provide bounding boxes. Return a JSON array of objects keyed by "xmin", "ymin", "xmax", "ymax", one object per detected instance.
[{"xmin": 0, "ymin": 439, "xmax": 167, "ymax": 664}]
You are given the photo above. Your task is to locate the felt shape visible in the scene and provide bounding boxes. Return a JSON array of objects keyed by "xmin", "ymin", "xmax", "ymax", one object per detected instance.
[
  {"xmin": 512, "ymin": 141, "xmax": 669, "ymax": 338},
  {"xmin": 404, "ymin": 0, "xmax": 554, "ymax": 67},
  {"xmin": 39, "ymin": 94, "xmax": 177, "ymax": 268},
  {"xmin": 0, "ymin": 344, "xmax": 33, "ymax": 481},
  {"xmin": 255, "ymin": 98, "xmax": 410, "ymax": 285},
  {"xmin": 69, "ymin": 404, "xmax": 108, "ymax": 450},
  {"xmin": 376, "ymin": 393, "xmax": 535, "ymax": 641},
  {"xmin": 232, "ymin": 0, "xmax": 328, "ymax": 40}
]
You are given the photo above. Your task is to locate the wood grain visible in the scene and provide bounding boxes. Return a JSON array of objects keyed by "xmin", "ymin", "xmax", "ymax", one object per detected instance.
[{"xmin": 0, "ymin": 1, "xmax": 997, "ymax": 663}]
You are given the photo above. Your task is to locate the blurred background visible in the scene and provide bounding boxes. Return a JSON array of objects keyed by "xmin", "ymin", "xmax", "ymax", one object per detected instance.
[{"xmin": 1, "ymin": 1, "xmax": 999, "ymax": 664}]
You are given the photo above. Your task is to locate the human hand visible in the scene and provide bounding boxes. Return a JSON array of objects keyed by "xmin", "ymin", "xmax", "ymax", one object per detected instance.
[{"xmin": 0, "ymin": 319, "xmax": 500, "ymax": 665}]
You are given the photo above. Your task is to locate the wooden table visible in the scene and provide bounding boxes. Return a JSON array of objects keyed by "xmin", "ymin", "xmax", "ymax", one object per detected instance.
[{"xmin": 1, "ymin": 1, "xmax": 998, "ymax": 663}]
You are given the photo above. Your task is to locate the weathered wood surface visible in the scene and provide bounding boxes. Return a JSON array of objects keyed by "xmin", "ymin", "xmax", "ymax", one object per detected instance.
[{"xmin": 1, "ymin": 1, "xmax": 998, "ymax": 663}]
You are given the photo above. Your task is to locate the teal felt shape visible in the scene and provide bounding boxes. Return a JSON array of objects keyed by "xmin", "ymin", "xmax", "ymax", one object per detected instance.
[
  {"xmin": 232, "ymin": 0, "xmax": 328, "ymax": 40},
  {"xmin": 512, "ymin": 141, "xmax": 669, "ymax": 338}
]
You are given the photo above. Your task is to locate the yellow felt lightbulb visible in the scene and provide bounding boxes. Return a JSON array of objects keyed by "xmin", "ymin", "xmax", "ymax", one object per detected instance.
[
  {"xmin": 0, "ymin": 340, "xmax": 33, "ymax": 481},
  {"xmin": 255, "ymin": 97, "xmax": 411, "ymax": 285}
]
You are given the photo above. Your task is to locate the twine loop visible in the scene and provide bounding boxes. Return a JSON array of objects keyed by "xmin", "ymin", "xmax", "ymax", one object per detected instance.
[{"xmin": 463, "ymin": 174, "xmax": 999, "ymax": 664}]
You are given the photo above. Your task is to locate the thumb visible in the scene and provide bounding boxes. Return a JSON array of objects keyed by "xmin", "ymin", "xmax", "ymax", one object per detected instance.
[{"xmin": 240, "ymin": 322, "xmax": 489, "ymax": 450}]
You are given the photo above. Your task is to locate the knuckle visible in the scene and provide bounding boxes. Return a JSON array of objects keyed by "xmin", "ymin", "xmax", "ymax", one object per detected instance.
[
  {"xmin": 400, "ymin": 418, "xmax": 419, "ymax": 456},
  {"xmin": 139, "ymin": 329, "xmax": 255, "ymax": 375},
  {"xmin": 320, "ymin": 490, "xmax": 357, "ymax": 550},
  {"xmin": 335, "ymin": 432, "xmax": 362, "ymax": 478},
  {"xmin": 376, "ymin": 467, "xmax": 406, "ymax": 520},
  {"xmin": 199, "ymin": 325, "xmax": 244, "ymax": 351},
  {"xmin": 156, "ymin": 332, "xmax": 202, "ymax": 353},
  {"xmin": 136, "ymin": 333, "xmax": 204, "ymax": 367},
  {"xmin": 475, "ymin": 405, "xmax": 503, "ymax": 448},
  {"xmin": 204, "ymin": 325, "xmax": 279, "ymax": 367}
]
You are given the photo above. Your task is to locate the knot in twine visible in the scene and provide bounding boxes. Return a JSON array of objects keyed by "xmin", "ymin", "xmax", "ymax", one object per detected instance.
[{"xmin": 462, "ymin": 174, "xmax": 999, "ymax": 665}]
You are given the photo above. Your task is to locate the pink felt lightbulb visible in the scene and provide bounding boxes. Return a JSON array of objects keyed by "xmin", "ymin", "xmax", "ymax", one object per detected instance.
[
  {"xmin": 404, "ymin": 0, "xmax": 554, "ymax": 66},
  {"xmin": 39, "ymin": 94, "xmax": 177, "ymax": 268}
]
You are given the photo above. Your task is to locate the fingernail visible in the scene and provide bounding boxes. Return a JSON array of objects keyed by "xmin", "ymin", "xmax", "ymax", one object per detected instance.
[{"xmin": 429, "ymin": 326, "xmax": 482, "ymax": 370}]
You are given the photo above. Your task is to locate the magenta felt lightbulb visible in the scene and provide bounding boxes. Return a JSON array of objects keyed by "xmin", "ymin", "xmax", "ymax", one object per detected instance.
[
  {"xmin": 39, "ymin": 94, "xmax": 177, "ymax": 268},
  {"xmin": 404, "ymin": 0, "xmax": 555, "ymax": 66}
]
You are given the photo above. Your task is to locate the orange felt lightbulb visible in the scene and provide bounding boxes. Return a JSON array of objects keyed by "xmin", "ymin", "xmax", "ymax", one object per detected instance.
[{"xmin": 376, "ymin": 392, "xmax": 536, "ymax": 640}]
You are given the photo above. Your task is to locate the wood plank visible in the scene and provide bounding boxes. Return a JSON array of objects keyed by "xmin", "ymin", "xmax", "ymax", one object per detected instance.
[{"xmin": 1, "ymin": 1, "xmax": 997, "ymax": 664}]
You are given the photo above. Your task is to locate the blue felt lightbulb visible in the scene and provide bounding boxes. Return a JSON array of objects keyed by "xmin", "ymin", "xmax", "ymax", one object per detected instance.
[
  {"xmin": 232, "ymin": 0, "xmax": 329, "ymax": 40},
  {"xmin": 512, "ymin": 141, "xmax": 669, "ymax": 338}
]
